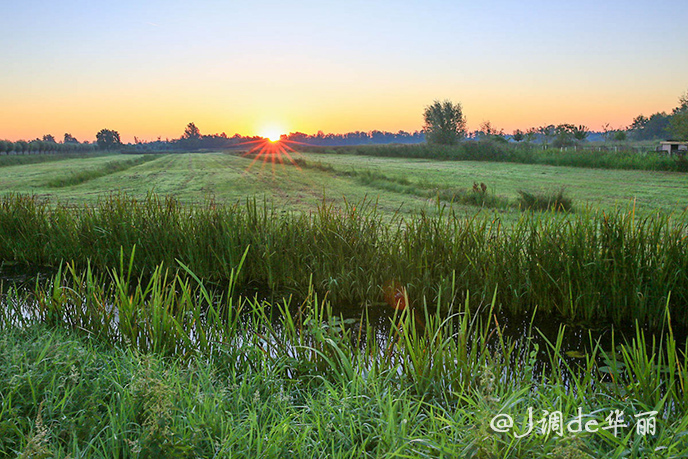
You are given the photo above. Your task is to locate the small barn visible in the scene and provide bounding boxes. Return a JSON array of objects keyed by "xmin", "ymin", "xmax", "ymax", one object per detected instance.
[{"xmin": 658, "ymin": 141, "xmax": 688, "ymax": 155}]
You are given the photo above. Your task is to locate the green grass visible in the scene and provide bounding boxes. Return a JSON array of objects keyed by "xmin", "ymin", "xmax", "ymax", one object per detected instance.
[
  {"xmin": 0, "ymin": 152, "xmax": 108, "ymax": 168},
  {"xmin": 294, "ymin": 152, "xmax": 688, "ymax": 217},
  {"xmin": 1, "ymin": 193, "xmax": 687, "ymax": 330},
  {"xmin": 517, "ymin": 187, "xmax": 574, "ymax": 212},
  {"xmin": 1, "ymin": 149, "xmax": 688, "ymax": 457},
  {"xmin": 45, "ymin": 155, "xmax": 161, "ymax": 187},
  {"xmin": 1, "ymin": 261, "xmax": 687, "ymax": 458},
  {"xmin": 1, "ymin": 151, "xmax": 687, "ymax": 219},
  {"xmin": 293, "ymin": 157, "xmax": 512, "ymax": 210}
]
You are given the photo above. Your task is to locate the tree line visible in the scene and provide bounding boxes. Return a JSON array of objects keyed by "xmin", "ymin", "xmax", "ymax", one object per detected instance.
[
  {"xmin": 0, "ymin": 129, "xmax": 122, "ymax": 154},
  {"xmin": 423, "ymin": 90, "xmax": 688, "ymax": 147},
  {"xmin": 424, "ymin": 100, "xmax": 615, "ymax": 148},
  {"xmin": 126, "ymin": 122, "xmax": 426, "ymax": 151},
  {"xmin": 627, "ymin": 91, "xmax": 688, "ymax": 141}
]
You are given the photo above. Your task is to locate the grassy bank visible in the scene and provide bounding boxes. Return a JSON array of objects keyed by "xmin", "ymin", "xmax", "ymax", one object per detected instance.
[
  {"xmin": 1, "ymin": 193, "xmax": 687, "ymax": 330},
  {"xmin": 0, "ymin": 151, "xmax": 107, "ymax": 168},
  {"xmin": 1, "ymin": 262, "xmax": 687, "ymax": 458},
  {"xmin": 302, "ymin": 142, "xmax": 688, "ymax": 172}
]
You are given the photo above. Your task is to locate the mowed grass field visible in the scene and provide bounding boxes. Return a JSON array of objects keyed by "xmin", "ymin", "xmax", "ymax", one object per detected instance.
[{"xmin": 1, "ymin": 151, "xmax": 687, "ymax": 218}]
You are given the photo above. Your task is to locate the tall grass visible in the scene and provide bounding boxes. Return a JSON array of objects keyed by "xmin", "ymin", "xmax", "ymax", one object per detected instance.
[
  {"xmin": 1, "ymin": 261, "xmax": 686, "ymax": 457},
  {"xmin": 301, "ymin": 142, "xmax": 688, "ymax": 172},
  {"xmin": 0, "ymin": 193, "xmax": 687, "ymax": 329},
  {"xmin": 517, "ymin": 187, "xmax": 574, "ymax": 212}
]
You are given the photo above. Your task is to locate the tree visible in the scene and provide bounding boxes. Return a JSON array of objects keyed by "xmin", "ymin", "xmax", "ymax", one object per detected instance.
[
  {"xmin": 512, "ymin": 129, "xmax": 524, "ymax": 142},
  {"xmin": 42, "ymin": 134, "xmax": 56, "ymax": 143},
  {"xmin": 668, "ymin": 113, "xmax": 688, "ymax": 140},
  {"xmin": 423, "ymin": 100, "xmax": 466, "ymax": 145},
  {"xmin": 181, "ymin": 122, "xmax": 201, "ymax": 141},
  {"xmin": 478, "ymin": 121, "xmax": 504, "ymax": 141},
  {"xmin": 538, "ymin": 125, "xmax": 555, "ymax": 147},
  {"xmin": 572, "ymin": 125, "xmax": 588, "ymax": 143},
  {"xmin": 672, "ymin": 90, "xmax": 688, "ymax": 115},
  {"xmin": 96, "ymin": 129, "xmax": 121, "ymax": 150},
  {"xmin": 628, "ymin": 112, "xmax": 670, "ymax": 140},
  {"xmin": 15, "ymin": 140, "xmax": 28, "ymax": 152},
  {"xmin": 63, "ymin": 133, "xmax": 79, "ymax": 144},
  {"xmin": 553, "ymin": 124, "xmax": 575, "ymax": 148},
  {"xmin": 668, "ymin": 90, "xmax": 688, "ymax": 141},
  {"xmin": 602, "ymin": 122, "xmax": 613, "ymax": 142}
]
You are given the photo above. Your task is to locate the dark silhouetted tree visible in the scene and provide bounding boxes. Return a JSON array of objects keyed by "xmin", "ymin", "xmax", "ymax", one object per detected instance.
[
  {"xmin": 182, "ymin": 122, "xmax": 201, "ymax": 140},
  {"xmin": 572, "ymin": 125, "xmax": 588, "ymax": 145},
  {"xmin": 629, "ymin": 113, "xmax": 670, "ymax": 140},
  {"xmin": 423, "ymin": 100, "xmax": 466, "ymax": 145},
  {"xmin": 63, "ymin": 133, "xmax": 79, "ymax": 144},
  {"xmin": 672, "ymin": 90, "xmax": 688, "ymax": 115},
  {"xmin": 96, "ymin": 129, "xmax": 121, "ymax": 150}
]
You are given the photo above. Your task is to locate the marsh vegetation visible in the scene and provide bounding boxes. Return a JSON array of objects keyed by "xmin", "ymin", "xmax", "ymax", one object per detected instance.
[{"xmin": 1, "ymin": 150, "xmax": 687, "ymax": 457}]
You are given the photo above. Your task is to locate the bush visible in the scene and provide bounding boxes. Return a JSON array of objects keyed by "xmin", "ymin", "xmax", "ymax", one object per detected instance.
[{"xmin": 517, "ymin": 187, "xmax": 573, "ymax": 212}]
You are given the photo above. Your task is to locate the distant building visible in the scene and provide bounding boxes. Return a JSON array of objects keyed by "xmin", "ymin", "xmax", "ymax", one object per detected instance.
[{"xmin": 658, "ymin": 141, "xmax": 688, "ymax": 155}]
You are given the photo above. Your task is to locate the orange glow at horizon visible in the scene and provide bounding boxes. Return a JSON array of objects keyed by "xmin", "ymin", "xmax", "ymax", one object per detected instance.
[{"xmin": 0, "ymin": 86, "xmax": 682, "ymax": 143}]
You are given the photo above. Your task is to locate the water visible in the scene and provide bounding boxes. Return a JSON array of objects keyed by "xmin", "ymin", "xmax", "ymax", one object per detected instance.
[
  {"xmin": 0, "ymin": 262, "xmax": 55, "ymax": 286},
  {"xmin": 2, "ymin": 264, "xmax": 684, "ymax": 375}
]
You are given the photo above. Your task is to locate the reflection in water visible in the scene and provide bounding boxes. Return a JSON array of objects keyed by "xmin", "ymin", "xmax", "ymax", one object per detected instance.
[{"xmin": 1, "ymin": 264, "xmax": 684, "ymax": 387}]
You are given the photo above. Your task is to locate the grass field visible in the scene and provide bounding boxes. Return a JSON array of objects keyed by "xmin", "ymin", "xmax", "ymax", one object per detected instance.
[
  {"xmin": 2, "ymin": 151, "xmax": 688, "ymax": 457},
  {"xmin": 1, "ymin": 151, "xmax": 687, "ymax": 218}
]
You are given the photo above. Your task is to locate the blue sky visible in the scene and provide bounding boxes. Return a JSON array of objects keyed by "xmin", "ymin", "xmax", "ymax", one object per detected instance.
[{"xmin": 2, "ymin": 0, "xmax": 687, "ymax": 141}]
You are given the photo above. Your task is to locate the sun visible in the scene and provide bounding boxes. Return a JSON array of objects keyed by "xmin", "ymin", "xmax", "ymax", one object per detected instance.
[{"xmin": 259, "ymin": 126, "xmax": 284, "ymax": 142}]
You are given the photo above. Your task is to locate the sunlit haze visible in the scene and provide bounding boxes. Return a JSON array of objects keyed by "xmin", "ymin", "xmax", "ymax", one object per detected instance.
[
  {"xmin": 260, "ymin": 125, "xmax": 286, "ymax": 142},
  {"xmin": 2, "ymin": 0, "xmax": 687, "ymax": 142}
]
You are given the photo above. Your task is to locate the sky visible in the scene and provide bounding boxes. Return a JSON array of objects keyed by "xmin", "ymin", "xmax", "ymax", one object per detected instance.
[{"xmin": 1, "ymin": 0, "xmax": 687, "ymax": 143}]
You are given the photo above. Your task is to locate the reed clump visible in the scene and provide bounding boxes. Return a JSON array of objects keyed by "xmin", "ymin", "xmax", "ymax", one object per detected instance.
[
  {"xmin": 0, "ymin": 193, "xmax": 687, "ymax": 329},
  {"xmin": 0, "ymin": 262, "xmax": 686, "ymax": 457},
  {"xmin": 517, "ymin": 187, "xmax": 574, "ymax": 212}
]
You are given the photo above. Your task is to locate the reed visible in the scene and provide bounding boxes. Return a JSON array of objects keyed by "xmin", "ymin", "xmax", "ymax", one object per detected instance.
[
  {"xmin": 0, "ymin": 193, "xmax": 687, "ymax": 329},
  {"xmin": 1, "ymin": 261, "xmax": 686, "ymax": 457},
  {"xmin": 517, "ymin": 187, "xmax": 573, "ymax": 212}
]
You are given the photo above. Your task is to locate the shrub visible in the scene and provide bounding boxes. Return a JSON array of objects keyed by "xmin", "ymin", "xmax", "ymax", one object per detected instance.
[{"xmin": 517, "ymin": 187, "xmax": 573, "ymax": 212}]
